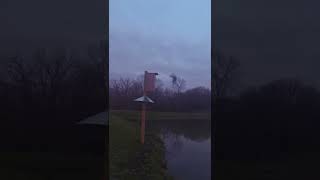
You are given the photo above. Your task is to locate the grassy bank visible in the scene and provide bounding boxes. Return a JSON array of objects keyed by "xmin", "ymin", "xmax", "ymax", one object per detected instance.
[
  {"xmin": 0, "ymin": 152, "xmax": 103, "ymax": 179},
  {"xmin": 109, "ymin": 111, "xmax": 174, "ymax": 180},
  {"xmin": 215, "ymin": 160, "xmax": 290, "ymax": 180},
  {"xmin": 111, "ymin": 110, "xmax": 211, "ymax": 122},
  {"xmin": 215, "ymin": 157, "xmax": 320, "ymax": 180},
  {"xmin": 0, "ymin": 125, "xmax": 106, "ymax": 179}
]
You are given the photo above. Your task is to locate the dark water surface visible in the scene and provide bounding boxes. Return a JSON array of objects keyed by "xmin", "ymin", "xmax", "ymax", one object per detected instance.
[{"xmin": 147, "ymin": 119, "xmax": 211, "ymax": 180}]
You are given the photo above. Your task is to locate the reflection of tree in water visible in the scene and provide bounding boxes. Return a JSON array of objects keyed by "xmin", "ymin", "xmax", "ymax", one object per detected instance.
[
  {"xmin": 147, "ymin": 119, "xmax": 211, "ymax": 159},
  {"xmin": 148, "ymin": 119, "xmax": 211, "ymax": 142},
  {"xmin": 160, "ymin": 130, "xmax": 183, "ymax": 160}
]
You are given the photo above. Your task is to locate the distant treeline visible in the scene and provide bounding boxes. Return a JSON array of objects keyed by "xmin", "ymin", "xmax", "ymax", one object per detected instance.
[
  {"xmin": 0, "ymin": 41, "xmax": 107, "ymax": 127},
  {"xmin": 214, "ymin": 78, "xmax": 320, "ymax": 161},
  {"xmin": 109, "ymin": 76, "xmax": 211, "ymax": 112}
]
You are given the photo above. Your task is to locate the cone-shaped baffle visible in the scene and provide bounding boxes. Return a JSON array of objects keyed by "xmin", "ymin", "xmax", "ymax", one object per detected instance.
[{"xmin": 134, "ymin": 95, "xmax": 154, "ymax": 103}]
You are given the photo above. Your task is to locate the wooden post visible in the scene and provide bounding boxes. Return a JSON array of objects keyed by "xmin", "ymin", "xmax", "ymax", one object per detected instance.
[
  {"xmin": 141, "ymin": 103, "xmax": 146, "ymax": 144},
  {"xmin": 140, "ymin": 71, "xmax": 147, "ymax": 144},
  {"xmin": 139, "ymin": 71, "xmax": 158, "ymax": 144}
]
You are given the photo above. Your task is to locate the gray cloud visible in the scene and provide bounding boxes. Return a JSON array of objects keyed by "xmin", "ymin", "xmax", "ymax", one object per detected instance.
[{"xmin": 109, "ymin": 31, "xmax": 211, "ymax": 89}]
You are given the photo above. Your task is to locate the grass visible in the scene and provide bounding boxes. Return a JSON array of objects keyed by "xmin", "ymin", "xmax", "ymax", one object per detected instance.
[
  {"xmin": 0, "ymin": 152, "xmax": 103, "ymax": 179},
  {"xmin": 109, "ymin": 110, "xmax": 175, "ymax": 180},
  {"xmin": 109, "ymin": 114, "xmax": 140, "ymax": 178},
  {"xmin": 215, "ymin": 160, "xmax": 289, "ymax": 180},
  {"xmin": 0, "ymin": 125, "xmax": 106, "ymax": 179},
  {"xmin": 216, "ymin": 151, "xmax": 320, "ymax": 180},
  {"xmin": 111, "ymin": 110, "xmax": 211, "ymax": 122},
  {"xmin": 0, "ymin": 110, "xmax": 209, "ymax": 179},
  {"xmin": 215, "ymin": 160, "xmax": 320, "ymax": 180}
]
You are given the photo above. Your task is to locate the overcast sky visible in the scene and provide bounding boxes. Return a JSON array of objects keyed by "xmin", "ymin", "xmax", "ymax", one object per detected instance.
[
  {"xmin": 109, "ymin": 0, "xmax": 211, "ymax": 89},
  {"xmin": 215, "ymin": 0, "xmax": 320, "ymax": 92}
]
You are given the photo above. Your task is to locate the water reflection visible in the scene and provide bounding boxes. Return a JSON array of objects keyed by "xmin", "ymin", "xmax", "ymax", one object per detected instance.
[
  {"xmin": 147, "ymin": 119, "xmax": 211, "ymax": 141},
  {"xmin": 160, "ymin": 132, "xmax": 183, "ymax": 159},
  {"xmin": 147, "ymin": 119, "xmax": 211, "ymax": 180}
]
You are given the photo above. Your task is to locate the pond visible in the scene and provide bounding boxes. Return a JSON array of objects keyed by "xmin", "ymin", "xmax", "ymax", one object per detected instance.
[{"xmin": 147, "ymin": 119, "xmax": 211, "ymax": 180}]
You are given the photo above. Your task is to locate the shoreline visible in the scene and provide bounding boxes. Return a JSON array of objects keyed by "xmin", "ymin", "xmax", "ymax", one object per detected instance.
[
  {"xmin": 110, "ymin": 112, "xmax": 173, "ymax": 179},
  {"xmin": 110, "ymin": 110, "xmax": 211, "ymax": 179}
]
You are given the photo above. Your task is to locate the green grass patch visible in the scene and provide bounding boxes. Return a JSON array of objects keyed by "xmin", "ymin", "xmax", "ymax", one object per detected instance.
[
  {"xmin": 111, "ymin": 110, "xmax": 211, "ymax": 122},
  {"xmin": 109, "ymin": 111, "xmax": 173, "ymax": 180},
  {"xmin": 109, "ymin": 114, "xmax": 140, "ymax": 178}
]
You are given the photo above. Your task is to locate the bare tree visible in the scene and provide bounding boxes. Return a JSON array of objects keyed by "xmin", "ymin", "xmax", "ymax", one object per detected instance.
[
  {"xmin": 109, "ymin": 74, "xmax": 211, "ymax": 112},
  {"xmin": 4, "ymin": 48, "xmax": 77, "ymax": 123},
  {"xmin": 169, "ymin": 73, "xmax": 186, "ymax": 94},
  {"xmin": 88, "ymin": 40, "xmax": 107, "ymax": 90},
  {"xmin": 212, "ymin": 49, "xmax": 239, "ymax": 99},
  {"xmin": 109, "ymin": 77, "xmax": 143, "ymax": 109},
  {"xmin": 98, "ymin": 40, "xmax": 108, "ymax": 106},
  {"xmin": 119, "ymin": 78, "xmax": 133, "ymax": 97}
]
